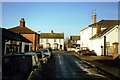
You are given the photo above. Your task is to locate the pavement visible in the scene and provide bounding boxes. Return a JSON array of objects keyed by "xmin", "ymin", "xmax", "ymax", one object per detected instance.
[{"xmin": 72, "ymin": 52, "xmax": 120, "ymax": 79}]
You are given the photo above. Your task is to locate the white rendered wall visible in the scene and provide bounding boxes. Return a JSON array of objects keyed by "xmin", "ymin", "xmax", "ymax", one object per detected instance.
[
  {"xmin": 92, "ymin": 39, "xmax": 101, "ymax": 56},
  {"xmin": 80, "ymin": 27, "xmax": 92, "ymax": 48},
  {"xmin": 40, "ymin": 38, "xmax": 64, "ymax": 50}
]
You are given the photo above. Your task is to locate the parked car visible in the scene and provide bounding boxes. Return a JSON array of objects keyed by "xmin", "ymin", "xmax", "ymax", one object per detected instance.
[
  {"xmin": 2, "ymin": 52, "xmax": 42, "ymax": 80},
  {"xmin": 78, "ymin": 47, "xmax": 97, "ymax": 56},
  {"xmin": 75, "ymin": 47, "xmax": 80, "ymax": 52},
  {"xmin": 36, "ymin": 50, "xmax": 48, "ymax": 64},
  {"xmin": 39, "ymin": 48, "xmax": 51, "ymax": 58},
  {"xmin": 47, "ymin": 47, "xmax": 53, "ymax": 57},
  {"xmin": 47, "ymin": 47, "xmax": 52, "ymax": 54}
]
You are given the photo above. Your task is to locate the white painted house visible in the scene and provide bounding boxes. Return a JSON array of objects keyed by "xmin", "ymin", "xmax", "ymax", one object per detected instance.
[
  {"xmin": 90, "ymin": 24, "xmax": 119, "ymax": 56},
  {"xmin": 80, "ymin": 13, "xmax": 120, "ymax": 56},
  {"xmin": 40, "ymin": 31, "xmax": 64, "ymax": 50}
]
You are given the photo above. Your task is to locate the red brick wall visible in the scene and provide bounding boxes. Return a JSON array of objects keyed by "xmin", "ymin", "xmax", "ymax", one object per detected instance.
[{"xmin": 22, "ymin": 34, "xmax": 39, "ymax": 51}]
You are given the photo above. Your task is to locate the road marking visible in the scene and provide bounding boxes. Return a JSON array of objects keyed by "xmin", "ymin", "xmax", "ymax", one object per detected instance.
[
  {"xmin": 58, "ymin": 54, "xmax": 62, "ymax": 64},
  {"xmin": 75, "ymin": 61, "xmax": 107, "ymax": 78},
  {"xmin": 59, "ymin": 60, "xmax": 62, "ymax": 64}
]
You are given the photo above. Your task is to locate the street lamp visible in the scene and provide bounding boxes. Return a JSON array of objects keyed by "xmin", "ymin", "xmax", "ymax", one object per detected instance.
[{"xmin": 37, "ymin": 31, "xmax": 41, "ymax": 49}]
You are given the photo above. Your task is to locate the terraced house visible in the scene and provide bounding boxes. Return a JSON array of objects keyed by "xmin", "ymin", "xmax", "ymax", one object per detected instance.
[{"xmin": 39, "ymin": 30, "xmax": 64, "ymax": 50}]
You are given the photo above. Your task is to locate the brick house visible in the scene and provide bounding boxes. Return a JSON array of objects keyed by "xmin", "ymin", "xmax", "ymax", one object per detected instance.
[{"xmin": 8, "ymin": 18, "xmax": 39, "ymax": 51}]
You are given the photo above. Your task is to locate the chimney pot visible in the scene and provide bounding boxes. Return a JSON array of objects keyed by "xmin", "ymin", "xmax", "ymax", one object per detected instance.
[
  {"xmin": 20, "ymin": 18, "xmax": 25, "ymax": 27},
  {"xmin": 92, "ymin": 12, "xmax": 96, "ymax": 24}
]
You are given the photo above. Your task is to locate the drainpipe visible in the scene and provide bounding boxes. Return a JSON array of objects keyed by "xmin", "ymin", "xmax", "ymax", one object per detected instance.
[
  {"xmin": 19, "ymin": 41, "xmax": 22, "ymax": 53},
  {"xmin": 34, "ymin": 33, "xmax": 37, "ymax": 51},
  {"xmin": 104, "ymin": 36, "xmax": 106, "ymax": 56}
]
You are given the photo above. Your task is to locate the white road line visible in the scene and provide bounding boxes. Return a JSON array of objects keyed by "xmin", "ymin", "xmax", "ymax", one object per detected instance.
[
  {"xmin": 59, "ymin": 60, "xmax": 62, "ymax": 64},
  {"xmin": 75, "ymin": 61, "xmax": 107, "ymax": 78},
  {"xmin": 58, "ymin": 54, "xmax": 62, "ymax": 64}
]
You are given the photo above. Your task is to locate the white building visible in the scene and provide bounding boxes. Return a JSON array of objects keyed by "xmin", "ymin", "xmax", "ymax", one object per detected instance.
[
  {"xmin": 90, "ymin": 24, "xmax": 119, "ymax": 56},
  {"xmin": 39, "ymin": 31, "xmax": 64, "ymax": 50},
  {"xmin": 80, "ymin": 13, "xmax": 120, "ymax": 56}
]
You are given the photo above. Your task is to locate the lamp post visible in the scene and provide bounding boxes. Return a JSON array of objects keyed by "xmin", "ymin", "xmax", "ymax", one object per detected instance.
[{"xmin": 38, "ymin": 31, "xmax": 41, "ymax": 49}]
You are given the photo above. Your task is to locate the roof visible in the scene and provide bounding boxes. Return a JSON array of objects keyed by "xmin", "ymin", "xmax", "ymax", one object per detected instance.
[
  {"xmin": 70, "ymin": 36, "xmax": 80, "ymax": 40},
  {"xmin": 81, "ymin": 20, "xmax": 120, "ymax": 31},
  {"xmin": 2, "ymin": 28, "xmax": 32, "ymax": 43},
  {"xmin": 8, "ymin": 26, "xmax": 37, "ymax": 34},
  {"xmin": 8, "ymin": 18, "xmax": 37, "ymax": 34},
  {"xmin": 90, "ymin": 25, "xmax": 118, "ymax": 40},
  {"xmin": 89, "ymin": 20, "xmax": 120, "ymax": 28},
  {"xmin": 40, "ymin": 33, "xmax": 64, "ymax": 39}
]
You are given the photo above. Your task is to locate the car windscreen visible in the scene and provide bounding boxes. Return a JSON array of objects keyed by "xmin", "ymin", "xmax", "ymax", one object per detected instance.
[{"xmin": 43, "ymin": 49, "xmax": 48, "ymax": 53}]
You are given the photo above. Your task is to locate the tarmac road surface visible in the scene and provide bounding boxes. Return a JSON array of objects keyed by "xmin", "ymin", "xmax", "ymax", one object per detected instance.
[{"xmin": 39, "ymin": 51, "xmax": 113, "ymax": 80}]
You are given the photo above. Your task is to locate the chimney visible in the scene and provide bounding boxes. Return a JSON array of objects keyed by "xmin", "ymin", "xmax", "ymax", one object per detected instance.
[
  {"xmin": 51, "ymin": 30, "xmax": 54, "ymax": 34},
  {"xmin": 92, "ymin": 12, "xmax": 96, "ymax": 24},
  {"xmin": 20, "ymin": 18, "xmax": 25, "ymax": 27},
  {"xmin": 96, "ymin": 23, "xmax": 101, "ymax": 36}
]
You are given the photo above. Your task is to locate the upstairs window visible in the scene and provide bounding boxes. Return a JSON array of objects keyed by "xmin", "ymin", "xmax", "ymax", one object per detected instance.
[{"xmin": 54, "ymin": 39, "xmax": 56, "ymax": 42}]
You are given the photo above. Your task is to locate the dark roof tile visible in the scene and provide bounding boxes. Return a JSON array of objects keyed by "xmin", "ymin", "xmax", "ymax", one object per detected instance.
[
  {"xmin": 8, "ymin": 26, "xmax": 36, "ymax": 34},
  {"xmin": 2, "ymin": 28, "xmax": 32, "ymax": 43},
  {"xmin": 40, "ymin": 33, "xmax": 64, "ymax": 39}
]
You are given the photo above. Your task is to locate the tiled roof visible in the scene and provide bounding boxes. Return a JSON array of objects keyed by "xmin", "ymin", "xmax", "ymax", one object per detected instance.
[
  {"xmin": 70, "ymin": 36, "xmax": 80, "ymax": 40},
  {"xmin": 89, "ymin": 20, "xmax": 120, "ymax": 28},
  {"xmin": 8, "ymin": 26, "xmax": 36, "ymax": 34},
  {"xmin": 2, "ymin": 28, "xmax": 32, "ymax": 43},
  {"xmin": 40, "ymin": 33, "xmax": 64, "ymax": 39},
  {"xmin": 81, "ymin": 20, "xmax": 120, "ymax": 31},
  {"xmin": 90, "ymin": 25, "xmax": 118, "ymax": 40}
]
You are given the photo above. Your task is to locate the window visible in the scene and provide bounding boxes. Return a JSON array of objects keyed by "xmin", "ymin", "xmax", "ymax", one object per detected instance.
[
  {"xmin": 24, "ymin": 45, "xmax": 29, "ymax": 52},
  {"xmin": 41, "ymin": 39, "xmax": 43, "ymax": 43},
  {"xmin": 54, "ymin": 39, "xmax": 56, "ymax": 42},
  {"xmin": 59, "ymin": 39, "xmax": 61, "ymax": 42},
  {"xmin": 46, "ymin": 39, "xmax": 49, "ymax": 43}
]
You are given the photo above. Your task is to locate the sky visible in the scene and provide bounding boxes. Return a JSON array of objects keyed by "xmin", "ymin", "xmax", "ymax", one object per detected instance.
[{"xmin": 2, "ymin": 2, "xmax": 118, "ymax": 38}]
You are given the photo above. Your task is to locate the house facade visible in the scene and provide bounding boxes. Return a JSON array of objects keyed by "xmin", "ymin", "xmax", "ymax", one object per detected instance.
[
  {"xmin": 80, "ymin": 13, "xmax": 120, "ymax": 57},
  {"xmin": 8, "ymin": 18, "xmax": 39, "ymax": 51},
  {"xmin": 39, "ymin": 31, "xmax": 64, "ymax": 50},
  {"xmin": 70, "ymin": 36, "xmax": 81, "ymax": 48},
  {"xmin": 2, "ymin": 28, "xmax": 32, "ymax": 55},
  {"xmin": 90, "ymin": 24, "xmax": 119, "ymax": 56}
]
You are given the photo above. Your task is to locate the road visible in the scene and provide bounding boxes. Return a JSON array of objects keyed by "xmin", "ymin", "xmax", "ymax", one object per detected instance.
[{"xmin": 40, "ymin": 51, "xmax": 112, "ymax": 80}]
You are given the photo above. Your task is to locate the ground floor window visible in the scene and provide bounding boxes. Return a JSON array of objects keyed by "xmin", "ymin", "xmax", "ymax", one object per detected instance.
[
  {"xmin": 24, "ymin": 45, "xmax": 29, "ymax": 52},
  {"xmin": 6, "ymin": 44, "xmax": 19, "ymax": 54},
  {"xmin": 54, "ymin": 43, "xmax": 58, "ymax": 50}
]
